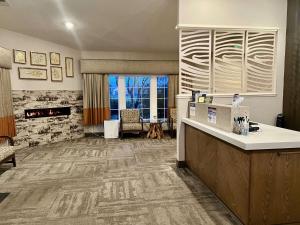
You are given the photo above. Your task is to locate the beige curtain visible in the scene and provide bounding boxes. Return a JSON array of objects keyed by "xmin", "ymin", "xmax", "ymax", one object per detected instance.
[
  {"xmin": 0, "ymin": 68, "xmax": 16, "ymax": 137},
  {"xmin": 168, "ymin": 75, "xmax": 179, "ymax": 108},
  {"xmin": 83, "ymin": 74, "xmax": 110, "ymax": 125}
]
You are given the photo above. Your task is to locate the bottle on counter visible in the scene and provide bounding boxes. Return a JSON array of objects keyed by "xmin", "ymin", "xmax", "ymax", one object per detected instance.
[{"xmin": 242, "ymin": 117, "xmax": 249, "ymax": 136}]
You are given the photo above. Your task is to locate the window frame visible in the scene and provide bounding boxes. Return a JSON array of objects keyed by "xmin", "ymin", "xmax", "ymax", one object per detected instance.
[
  {"xmin": 124, "ymin": 75, "xmax": 151, "ymax": 119},
  {"xmin": 108, "ymin": 75, "xmax": 119, "ymax": 120},
  {"xmin": 108, "ymin": 74, "xmax": 170, "ymax": 120},
  {"xmin": 157, "ymin": 76, "xmax": 169, "ymax": 120}
]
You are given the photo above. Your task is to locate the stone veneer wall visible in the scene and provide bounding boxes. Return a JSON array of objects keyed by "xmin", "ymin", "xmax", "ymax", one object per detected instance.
[{"xmin": 12, "ymin": 90, "xmax": 84, "ymax": 149}]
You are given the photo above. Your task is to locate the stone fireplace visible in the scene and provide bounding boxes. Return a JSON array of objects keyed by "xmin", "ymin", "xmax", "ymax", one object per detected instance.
[{"xmin": 13, "ymin": 90, "xmax": 84, "ymax": 149}]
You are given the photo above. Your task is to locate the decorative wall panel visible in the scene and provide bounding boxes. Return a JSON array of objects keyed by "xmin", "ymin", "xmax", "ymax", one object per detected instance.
[
  {"xmin": 180, "ymin": 29, "xmax": 211, "ymax": 93},
  {"xmin": 213, "ymin": 30, "xmax": 244, "ymax": 93},
  {"xmin": 179, "ymin": 27, "xmax": 277, "ymax": 95},
  {"xmin": 12, "ymin": 90, "xmax": 84, "ymax": 149},
  {"xmin": 245, "ymin": 31, "xmax": 276, "ymax": 93}
]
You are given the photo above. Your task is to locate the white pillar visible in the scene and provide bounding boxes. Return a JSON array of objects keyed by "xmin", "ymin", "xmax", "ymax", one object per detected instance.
[
  {"xmin": 176, "ymin": 94, "xmax": 192, "ymax": 163},
  {"xmin": 118, "ymin": 76, "xmax": 126, "ymax": 114},
  {"xmin": 150, "ymin": 75, "xmax": 157, "ymax": 119}
]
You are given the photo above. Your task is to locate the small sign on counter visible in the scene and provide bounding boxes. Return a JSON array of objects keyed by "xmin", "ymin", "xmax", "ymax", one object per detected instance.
[
  {"xmin": 189, "ymin": 102, "xmax": 196, "ymax": 119},
  {"xmin": 208, "ymin": 107, "xmax": 217, "ymax": 124},
  {"xmin": 190, "ymin": 106, "xmax": 196, "ymax": 117}
]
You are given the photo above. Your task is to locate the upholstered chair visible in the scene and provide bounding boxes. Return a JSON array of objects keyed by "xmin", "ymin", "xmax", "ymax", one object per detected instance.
[
  {"xmin": 0, "ymin": 136, "xmax": 16, "ymax": 167},
  {"xmin": 120, "ymin": 109, "xmax": 143, "ymax": 138},
  {"xmin": 168, "ymin": 108, "xmax": 177, "ymax": 138}
]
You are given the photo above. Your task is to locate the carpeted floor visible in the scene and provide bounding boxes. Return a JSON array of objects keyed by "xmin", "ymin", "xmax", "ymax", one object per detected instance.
[{"xmin": 0, "ymin": 137, "xmax": 242, "ymax": 225}]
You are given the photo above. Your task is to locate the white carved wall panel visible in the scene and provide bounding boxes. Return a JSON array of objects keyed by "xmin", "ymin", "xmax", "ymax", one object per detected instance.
[
  {"xmin": 213, "ymin": 30, "xmax": 245, "ymax": 93},
  {"xmin": 179, "ymin": 27, "xmax": 277, "ymax": 95},
  {"xmin": 180, "ymin": 29, "xmax": 211, "ymax": 94},
  {"xmin": 245, "ymin": 31, "xmax": 276, "ymax": 93}
]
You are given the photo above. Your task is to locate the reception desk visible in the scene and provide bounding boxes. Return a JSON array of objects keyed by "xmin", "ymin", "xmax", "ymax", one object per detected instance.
[{"xmin": 182, "ymin": 118, "xmax": 300, "ymax": 225}]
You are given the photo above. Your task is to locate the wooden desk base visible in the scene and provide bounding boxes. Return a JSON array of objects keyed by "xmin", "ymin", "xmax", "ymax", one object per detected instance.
[{"xmin": 185, "ymin": 124, "xmax": 300, "ymax": 225}]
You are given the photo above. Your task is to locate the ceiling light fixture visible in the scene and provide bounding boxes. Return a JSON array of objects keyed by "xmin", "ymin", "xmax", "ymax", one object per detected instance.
[
  {"xmin": 0, "ymin": 0, "xmax": 9, "ymax": 7},
  {"xmin": 65, "ymin": 22, "xmax": 74, "ymax": 30}
]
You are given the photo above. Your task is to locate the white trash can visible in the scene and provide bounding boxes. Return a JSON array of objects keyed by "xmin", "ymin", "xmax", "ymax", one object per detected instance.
[{"xmin": 104, "ymin": 120, "xmax": 119, "ymax": 138}]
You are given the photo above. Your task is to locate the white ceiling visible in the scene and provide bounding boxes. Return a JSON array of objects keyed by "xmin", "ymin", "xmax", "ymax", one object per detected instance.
[{"xmin": 0, "ymin": 0, "xmax": 179, "ymax": 52}]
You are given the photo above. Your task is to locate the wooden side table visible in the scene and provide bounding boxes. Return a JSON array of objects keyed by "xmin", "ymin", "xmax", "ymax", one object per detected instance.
[{"xmin": 147, "ymin": 121, "xmax": 164, "ymax": 139}]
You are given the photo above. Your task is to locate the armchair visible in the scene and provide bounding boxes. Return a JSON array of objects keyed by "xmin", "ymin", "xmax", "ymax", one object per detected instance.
[
  {"xmin": 120, "ymin": 109, "xmax": 143, "ymax": 138},
  {"xmin": 0, "ymin": 136, "xmax": 16, "ymax": 167},
  {"xmin": 168, "ymin": 108, "xmax": 177, "ymax": 138}
]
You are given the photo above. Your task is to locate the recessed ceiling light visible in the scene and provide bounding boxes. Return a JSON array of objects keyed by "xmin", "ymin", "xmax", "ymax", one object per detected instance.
[
  {"xmin": 65, "ymin": 22, "xmax": 74, "ymax": 30},
  {"xmin": 0, "ymin": 0, "xmax": 9, "ymax": 7}
]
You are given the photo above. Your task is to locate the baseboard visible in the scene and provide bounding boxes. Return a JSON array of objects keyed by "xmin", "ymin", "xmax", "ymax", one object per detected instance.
[
  {"xmin": 84, "ymin": 132, "xmax": 104, "ymax": 137},
  {"xmin": 176, "ymin": 160, "xmax": 187, "ymax": 168}
]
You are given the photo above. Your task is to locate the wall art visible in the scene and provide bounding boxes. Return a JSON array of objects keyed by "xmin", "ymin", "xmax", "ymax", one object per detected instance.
[
  {"xmin": 65, "ymin": 57, "xmax": 74, "ymax": 77},
  {"xmin": 30, "ymin": 51, "xmax": 47, "ymax": 66},
  {"xmin": 51, "ymin": 66, "xmax": 63, "ymax": 82},
  {"xmin": 13, "ymin": 49, "xmax": 26, "ymax": 64},
  {"xmin": 50, "ymin": 52, "xmax": 60, "ymax": 65},
  {"xmin": 18, "ymin": 67, "xmax": 47, "ymax": 80}
]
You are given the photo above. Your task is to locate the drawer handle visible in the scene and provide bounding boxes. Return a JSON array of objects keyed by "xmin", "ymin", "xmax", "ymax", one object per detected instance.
[{"xmin": 277, "ymin": 152, "xmax": 300, "ymax": 156}]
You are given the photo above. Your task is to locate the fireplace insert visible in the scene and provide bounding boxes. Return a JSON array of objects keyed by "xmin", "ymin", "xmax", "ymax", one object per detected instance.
[{"xmin": 24, "ymin": 107, "xmax": 71, "ymax": 119}]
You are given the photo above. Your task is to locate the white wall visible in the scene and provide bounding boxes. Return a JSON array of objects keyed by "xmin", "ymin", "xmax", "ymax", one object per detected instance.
[
  {"xmin": 178, "ymin": 0, "xmax": 287, "ymax": 125},
  {"xmin": 0, "ymin": 28, "xmax": 82, "ymax": 91}
]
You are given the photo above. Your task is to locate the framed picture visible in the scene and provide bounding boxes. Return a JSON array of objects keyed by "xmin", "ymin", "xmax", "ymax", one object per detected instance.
[
  {"xmin": 65, "ymin": 57, "xmax": 74, "ymax": 77},
  {"xmin": 18, "ymin": 67, "xmax": 47, "ymax": 80},
  {"xmin": 30, "ymin": 52, "xmax": 47, "ymax": 66},
  {"xmin": 13, "ymin": 49, "xmax": 26, "ymax": 64},
  {"xmin": 50, "ymin": 66, "xmax": 63, "ymax": 82},
  {"xmin": 50, "ymin": 52, "xmax": 60, "ymax": 65}
]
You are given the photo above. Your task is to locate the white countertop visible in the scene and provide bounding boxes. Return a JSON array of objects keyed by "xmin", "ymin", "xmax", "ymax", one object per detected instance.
[{"xmin": 182, "ymin": 118, "xmax": 300, "ymax": 150}]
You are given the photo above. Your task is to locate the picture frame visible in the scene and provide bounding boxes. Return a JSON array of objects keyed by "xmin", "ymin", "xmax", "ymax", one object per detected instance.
[
  {"xmin": 30, "ymin": 51, "xmax": 47, "ymax": 66},
  {"xmin": 18, "ymin": 67, "xmax": 47, "ymax": 80},
  {"xmin": 65, "ymin": 57, "xmax": 74, "ymax": 77},
  {"xmin": 13, "ymin": 49, "xmax": 27, "ymax": 64},
  {"xmin": 50, "ymin": 52, "xmax": 60, "ymax": 65},
  {"xmin": 50, "ymin": 66, "xmax": 63, "ymax": 82}
]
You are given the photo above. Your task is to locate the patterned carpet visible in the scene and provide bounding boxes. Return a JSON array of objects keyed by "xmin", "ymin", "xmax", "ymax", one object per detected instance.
[{"xmin": 0, "ymin": 137, "xmax": 242, "ymax": 225}]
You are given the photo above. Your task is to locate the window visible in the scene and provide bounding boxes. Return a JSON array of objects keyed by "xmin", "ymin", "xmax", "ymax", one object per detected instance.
[
  {"xmin": 109, "ymin": 75, "xmax": 119, "ymax": 120},
  {"xmin": 108, "ymin": 75, "xmax": 169, "ymax": 120},
  {"xmin": 125, "ymin": 76, "xmax": 151, "ymax": 119},
  {"xmin": 157, "ymin": 76, "xmax": 168, "ymax": 119}
]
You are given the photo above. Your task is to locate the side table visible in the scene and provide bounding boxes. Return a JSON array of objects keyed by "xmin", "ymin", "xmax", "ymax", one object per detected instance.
[{"xmin": 147, "ymin": 121, "xmax": 164, "ymax": 139}]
